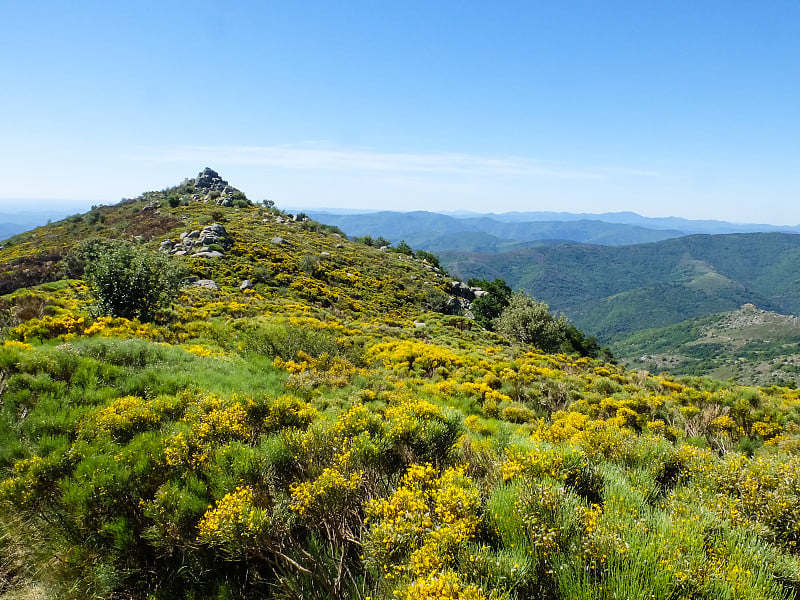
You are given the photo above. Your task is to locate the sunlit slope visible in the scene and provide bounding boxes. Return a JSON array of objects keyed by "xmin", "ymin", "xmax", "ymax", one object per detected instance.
[
  {"xmin": 443, "ymin": 232, "xmax": 800, "ymax": 340},
  {"xmin": 2, "ymin": 174, "xmax": 800, "ymax": 599}
]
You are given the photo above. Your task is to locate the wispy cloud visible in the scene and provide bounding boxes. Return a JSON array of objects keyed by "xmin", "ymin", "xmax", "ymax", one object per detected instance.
[{"xmin": 141, "ymin": 144, "xmax": 662, "ymax": 180}]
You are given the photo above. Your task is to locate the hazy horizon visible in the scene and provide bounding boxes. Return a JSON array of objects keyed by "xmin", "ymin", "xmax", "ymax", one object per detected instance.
[{"xmin": 3, "ymin": 2, "xmax": 799, "ymax": 224}]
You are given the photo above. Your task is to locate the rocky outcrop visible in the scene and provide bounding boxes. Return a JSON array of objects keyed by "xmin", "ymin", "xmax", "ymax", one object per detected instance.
[
  {"xmin": 191, "ymin": 168, "xmax": 249, "ymax": 207},
  {"xmin": 190, "ymin": 279, "xmax": 219, "ymax": 290},
  {"xmin": 161, "ymin": 223, "xmax": 232, "ymax": 258}
]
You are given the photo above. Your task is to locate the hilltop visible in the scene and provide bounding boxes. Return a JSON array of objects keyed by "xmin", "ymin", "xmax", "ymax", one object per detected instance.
[{"xmin": 2, "ymin": 171, "xmax": 800, "ymax": 599}]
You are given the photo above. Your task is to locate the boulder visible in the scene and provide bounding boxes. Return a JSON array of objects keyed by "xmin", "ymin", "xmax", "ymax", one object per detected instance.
[
  {"xmin": 240, "ymin": 279, "xmax": 254, "ymax": 290},
  {"xmin": 197, "ymin": 223, "xmax": 231, "ymax": 249},
  {"xmin": 271, "ymin": 237, "xmax": 287, "ymax": 245},
  {"xmin": 194, "ymin": 251, "xmax": 225, "ymax": 259},
  {"xmin": 450, "ymin": 281, "xmax": 475, "ymax": 301},
  {"xmin": 192, "ymin": 279, "xmax": 219, "ymax": 290}
]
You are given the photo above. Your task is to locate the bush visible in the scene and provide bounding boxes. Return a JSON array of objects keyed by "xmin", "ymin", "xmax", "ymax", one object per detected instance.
[
  {"xmin": 494, "ymin": 292, "xmax": 569, "ymax": 353},
  {"xmin": 82, "ymin": 240, "xmax": 185, "ymax": 322},
  {"xmin": 468, "ymin": 278, "xmax": 512, "ymax": 330}
]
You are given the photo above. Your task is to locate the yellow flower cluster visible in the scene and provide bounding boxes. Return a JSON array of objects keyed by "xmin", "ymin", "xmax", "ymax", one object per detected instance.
[
  {"xmin": 290, "ymin": 467, "xmax": 361, "ymax": 518},
  {"xmin": 92, "ymin": 395, "xmax": 159, "ymax": 436},
  {"xmin": 365, "ymin": 464, "xmax": 480, "ymax": 587},
  {"xmin": 366, "ymin": 339, "xmax": 464, "ymax": 376},
  {"xmin": 501, "ymin": 444, "xmax": 586, "ymax": 482},
  {"xmin": 11, "ymin": 313, "xmax": 85, "ymax": 341},
  {"xmin": 184, "ymin": 344, "xmax": 226, "ymax": 357},
  {"xmin": 396, "ymin": 570, "xmax": 486, "ymax": 600},
  {"xmin": 2, "ymin": 339, "xmax": 32, "ymax": 350},
  {"xmin": 196, "ymin": 486, "xmax": 269, "ymax": 548},
  {"xmin": 264, "ymin": 395, "xmax": 317, "ymax": 430},
  {"xmin": 82, "ymin": 315, "xmax": 160, "ymax": 339}
]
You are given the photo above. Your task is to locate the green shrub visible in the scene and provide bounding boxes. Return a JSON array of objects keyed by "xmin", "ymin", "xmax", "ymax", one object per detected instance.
[
  {"xmin": 82, "ymin": 241, "xmax": 185, "ymax": 322},
  {"xmin": 494, "ymin": 292, "xmax": 569, "ymax": 353}
]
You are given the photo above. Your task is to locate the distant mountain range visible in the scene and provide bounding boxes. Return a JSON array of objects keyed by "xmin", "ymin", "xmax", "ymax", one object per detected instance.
[
  {"xmin": 0, "ymin": 204, "xmax": 92, "ymax": 241},
  {"xmin": 303, "ymin": 209, "xmax": 800, "ymax": 251}
]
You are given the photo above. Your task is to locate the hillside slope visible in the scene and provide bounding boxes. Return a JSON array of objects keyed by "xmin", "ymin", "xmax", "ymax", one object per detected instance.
[
  {"xmin": 2, "ymin": 171, "xmax": 800, "ymax": 599},
  {"xmin": 442, "ymin": 232, "xmax": 800, "ymax": 341},
  {"xmin": 616, "ymin": 304, "xmax": 800, "ymax": 386}
]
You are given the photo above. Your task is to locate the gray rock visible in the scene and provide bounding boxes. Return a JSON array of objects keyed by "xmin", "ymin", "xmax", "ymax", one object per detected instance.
[
  {"xmin": 194, "ymin": 168, "xmax": 228, "ymax": 192},
  {"xmin": 320, "ymin": 251, "xmax": 330, "ymax": 257},
  {"xmin": 197, "ymin": 223, "xmax": 231, "ymax": 248},
  {"xmin": 451, "ymin": 281, "xmax": 475, "ymax": 300},
  {"xmin": 194, "ymin": 251, "xmax": 224, "ymax": 259},
  {"xmin": 187, "ymin": 230, "xmax": 201, "ymax": 239},
  {"xmin": 179, "ymin": 232, "xmax": 188, "ymax": 239},
  {"xmin": 271, "ymin": 237, "xmax": 287, "ymax": 245},
  {"xmin": 192, "ymin": 279, "xmax": 219, "ymax": 290},
  {"xmin": 160, "ymin": 240, "xmax": 174, "ymax": 252},
  {"xmin": 173, "ymin": 250, "xmax": 187, "ymax": 256},
  {"xmin": 240, "ymin": 279, "xmax": 254, "ymax": 290},
  {"xmin": 335, "ymin": 243, "xmax": 344, "ymax": 248}
]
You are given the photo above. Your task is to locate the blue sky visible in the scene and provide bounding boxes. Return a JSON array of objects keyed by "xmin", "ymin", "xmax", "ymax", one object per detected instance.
[{"xmin": 2, "ymin": 1, "xmax": 799, "ymax": 224}]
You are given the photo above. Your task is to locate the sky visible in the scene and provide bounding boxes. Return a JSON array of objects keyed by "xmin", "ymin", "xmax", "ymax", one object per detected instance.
[{"xmin": 1, "ymin": 1, "xmax": 799, "ymax": 224}]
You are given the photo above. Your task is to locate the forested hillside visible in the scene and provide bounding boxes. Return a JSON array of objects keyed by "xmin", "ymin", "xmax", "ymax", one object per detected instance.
[
  {"xmin": 2, "ymin": 172, "xmax": 800, "ymax": 599},
  {"xmin": 442, "ymin": 233, "xmax": 800, "ymax": 342}
]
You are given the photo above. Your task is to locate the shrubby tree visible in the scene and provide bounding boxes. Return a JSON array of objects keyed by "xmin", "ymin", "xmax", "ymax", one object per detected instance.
[
  {"xmin": 391, "ymin": 240, "xmax": 415, "ymax": 256},
  {"xmin": 494, "ymin": 292, "xmax": 569, "ymax": 353},
  {"xmin": 468, "ymin": 278, "xmax": 512, "ymax": 330},
  {"xmin": 81, "ymin": 240, "xmax": 185, "ymax": 322},
  {"xmin": 415, "ymin": 250, "xmax": 440, "ymax": 268},
  {"xmin": 493, "ymin": 291, "xmax": 615, "ymax": 360}
]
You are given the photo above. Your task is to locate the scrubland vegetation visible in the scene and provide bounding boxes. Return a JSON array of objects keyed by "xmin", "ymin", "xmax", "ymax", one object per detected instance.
[{"xmin": 2, "ymin": 177, "xmax": 800, "ymax": 599}]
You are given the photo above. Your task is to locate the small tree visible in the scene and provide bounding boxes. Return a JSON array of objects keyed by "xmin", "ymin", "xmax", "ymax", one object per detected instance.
[
  {"xmin": 468, "ymin": 278, "xmax": 512, "ymax": 330},
  {"xmin": 392, "ymin": 240, "xmax": 415, "ymax": 256},
  {"xmin": 82, "ymin": 240, "xmax": 185, "ymax": 322},
  {"xmin": 493, "ymin": 292, "xmax": 569, "ymax": 353}
]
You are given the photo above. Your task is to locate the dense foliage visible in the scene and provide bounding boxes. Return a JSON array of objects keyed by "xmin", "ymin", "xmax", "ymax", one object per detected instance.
[
  {"xmin": 81, "ymin": 240, "xmax": 186, "ymax": 322},
  {"xmin": 2, "ymin": 176, "xmax": 800, "ymax": 599},
  {"xmin": 468, "ymin": 278, "xmax": 512, "ymax": 330}
]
